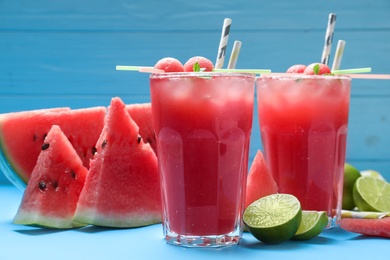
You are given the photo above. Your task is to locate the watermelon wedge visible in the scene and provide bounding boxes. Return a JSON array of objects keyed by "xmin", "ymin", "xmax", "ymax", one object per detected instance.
[
  {"xmin": 126, "ymin": 103, "xmax": 156, "ymax": 155},
  {"xmin": 0, "ymin": 103, "xmax": 156, "ymax": 189},
  {"xmin": 73, "ymin": 97, "xmax": 161, "ymax": 228},
  {"xmin": 0, "ymin": 107, "xmax": 106, "ymax": 188},
  {"xmin": 13, "ymin": 125, "xmax": 88, "ymax": 228},
  {"xmin": 245, "ymin": 149, "xmax": 278, "ymax": 209},
  {"xmin": 340, "ymin": 217, "xmax": 390, "ymax": 238}
]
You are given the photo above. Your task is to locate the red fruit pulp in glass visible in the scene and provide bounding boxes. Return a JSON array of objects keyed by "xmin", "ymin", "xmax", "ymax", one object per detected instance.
[
  {"xmin": 150, "ymin": 73, "xmax": 254, "ymax": 235},
  {"xmin": 256, "ymin": 75, "xmax": 350, "ymax": 220}
]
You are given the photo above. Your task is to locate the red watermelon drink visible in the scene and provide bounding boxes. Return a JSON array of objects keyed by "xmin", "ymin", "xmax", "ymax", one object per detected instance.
[
  {"xmin": 150, "ymin": 72, "xmax": 255, "ymax": 247},
  {"xmin": 256, "ymin": 75, "xmax": 351, "ymax": 227}
]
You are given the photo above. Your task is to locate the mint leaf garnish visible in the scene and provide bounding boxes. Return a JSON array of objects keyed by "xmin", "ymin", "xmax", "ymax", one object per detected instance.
[
  {"xmin": 193, "ymin": 62, "xmax": 201, "ymax": 72},
  {"xmin": 313, "ymin": 64, "xmax": 320, "ymax": 75}
]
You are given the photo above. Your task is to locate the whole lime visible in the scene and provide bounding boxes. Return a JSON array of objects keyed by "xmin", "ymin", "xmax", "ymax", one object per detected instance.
[{"xmin": 342, "ymin": 163, "xmax": 361, "ymax": 210}]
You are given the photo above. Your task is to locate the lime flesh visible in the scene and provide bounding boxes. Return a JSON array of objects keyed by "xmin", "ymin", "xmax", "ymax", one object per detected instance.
[
  {"xmin": 293, "ymin": 211, "xmax": 328, "ymax": 240},
  {"xmin": 243, "ymin": 193, "xmax": 302, "ymax": 244},
  {"xmin": 353, "ymin": 176, "xmax": 390, "ymax": 212}
]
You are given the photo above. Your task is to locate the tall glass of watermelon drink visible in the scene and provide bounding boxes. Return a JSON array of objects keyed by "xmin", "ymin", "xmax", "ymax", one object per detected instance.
[
  {"xmin": 256, "ymin": 75, "xmax": 351, "ymax": 227},
  {"xmin": 150, "ymin": 72, "xmax": 255, "ymax": 247}
]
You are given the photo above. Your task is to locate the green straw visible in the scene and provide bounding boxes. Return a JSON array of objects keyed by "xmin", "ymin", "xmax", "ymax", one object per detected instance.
[
  {"xmin": 332, "ymin": 67, "xmax": 372, "ymax": 74},
  {"xmin": 116, "ymin": 66, "xmax": 143, "ymax": 71},
  {"xmin": 116, "ymin": 65, "xmax": 164, "ymax": 73}
]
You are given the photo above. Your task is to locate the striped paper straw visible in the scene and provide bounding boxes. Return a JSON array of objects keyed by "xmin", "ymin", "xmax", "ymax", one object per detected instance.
[
  {"xmin": 215, "ymin": 18, "xmax": 232, "ymax": 69},
  {"xmin": 321, "ymin": 13, "xmax": 337, "ymax": 65},
  {"xmin": 341, "ymin": 210, "xmax": 390, "ymax": 219},
  {"xmin": 227, "ymin": 41, "xmax": 242, "ymax": 69},
  {"xmin": 331, "ymin": 40, "xmax": 346, "ymax": 71}
]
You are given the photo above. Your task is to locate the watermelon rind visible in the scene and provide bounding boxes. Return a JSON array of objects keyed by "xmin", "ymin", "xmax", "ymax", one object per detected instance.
[
  {"xmin": 0, "ymin": 149, "xmax": 26, "ymax": 190},
  {"xmin": 13, "ymin": 211, "xmax": 86, "ymax": 229},
  {"xmin": 73, "ymin": 208, "xmax": 161, "ymax": 228}
]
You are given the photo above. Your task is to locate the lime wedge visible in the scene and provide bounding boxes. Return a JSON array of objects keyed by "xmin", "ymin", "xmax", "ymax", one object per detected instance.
[
  {"xmin": 293, "ymin": 211, "xmax": 328, "ymax": 240},
  {"xmin": 342, "ymin": 163, "xmax": 361, "ymax": 210},
  {"xmin": 353, "ymin": 176, "xmax": 390, "ymax": 212},
  {"xmin": 243, "ymin": 193, "xmax": 302, "ymax": 244}
]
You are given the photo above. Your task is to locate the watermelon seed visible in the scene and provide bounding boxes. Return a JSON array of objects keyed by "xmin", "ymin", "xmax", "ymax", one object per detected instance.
[
  {"xmin": 33, "ymin": 134, "xmax": 37, "ymax": 142},
  {"xmin": 38, "ymin": 181, "xmax": 46, "ymax": 191},
  {"xmin": 43, "ymin": 133, "xmax": 47, "ymax": 141},
  {"xmin": 101, "ymin": 139, "xmax": 107, "ymax": 148},
  {"xmin": 71, "ymin": 171, "xmax": 76, "ymax": 179},
  {"xmin": 146, "ymin": 137, "xmax": 153, "ymax": 144},
  {"xmin": 52, "ymin": 180, "xmax": 59, "ymax": 190},
  {"xmin": 41, "ymin": 143, "xmax": 50, "ymax": 150},
  {"xmin": 137, "ymin": 134, "xmax": 142, "ymax": 144},
  {"xmin": 92, "ymin": 146, "xmax": 97, "ymax": 155}
]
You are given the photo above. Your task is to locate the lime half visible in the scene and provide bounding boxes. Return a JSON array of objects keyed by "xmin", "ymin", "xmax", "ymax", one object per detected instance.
[
  {"xmin": 353, "ymin": 176, "xmax": 390, "ymax": 212},
  {"xmin": 293, "ymin": 211, "xmax": 328, "ymax": 240},
  {"xmin": 243, "ymin": 193, "xmax": 302, "ymax": 244}
]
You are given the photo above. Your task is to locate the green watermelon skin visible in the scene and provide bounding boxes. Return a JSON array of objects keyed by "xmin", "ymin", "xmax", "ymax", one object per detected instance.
[
  {"xmin": 13, "ymin": 125, "xmax": 88, "ymax": 229},
  {"xmin": 126, "ymin": 103, "xmax": 156, "ymax": 155},
  {"xmin": 0, "ymin": 107, "xmax": 106, "ymax": 187},
  {"xmin": 74, "ymin": 97, "xmax": 161, "ymax": 228},
  {"xmin": 340, "ymin": 217, "xmax": 390, "ymax": 238},
  {"xmin": 245, "ymin": 149, "xmax": 278, "ymax": 209}
]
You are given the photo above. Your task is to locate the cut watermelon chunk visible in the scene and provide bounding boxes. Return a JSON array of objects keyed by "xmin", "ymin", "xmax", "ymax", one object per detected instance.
[
  {"xmin": 0, "ymin": 107, "xmax": 106, "ymax": 187},
  {"xmin": 13, "ymin": 125, "xmax": 88, "ymax": 228},
  {"xmin": 340, "ymin": 217, "xmax": 390, "ymax": 238},
  {"xmin": 245, "ymin": 149, "xmax": 278, "ymax": 209},
  {"xmin": 73, "ymin": 97, "xmax": 161, "ymax": 228},
  {"xmin": 126, "ymin": 103, "xmax": 156, "ymax": 155}
]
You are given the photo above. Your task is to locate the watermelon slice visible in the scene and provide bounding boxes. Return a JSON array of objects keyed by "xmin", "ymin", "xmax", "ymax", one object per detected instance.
[
  {"xmin": 0, "ymin": 107, "xmax": 106, "ymax": 187},
  {"xmin": 73, "ymin": 97, "xmax": 161, "ymax": 228},
  {"xmin": 13, "ymin": 125, "xmax": 88, "ymax": 228},
  {"xmin": 126, "ymin": 103, "xmax": 156, "ymax": 155},
  {"xmin": 245, "ymin": 149, "xmax": 278, "ymax": 209},
  {"xmin": 340, "ymin": 217, "xmax": 390, "ymax": 238}
]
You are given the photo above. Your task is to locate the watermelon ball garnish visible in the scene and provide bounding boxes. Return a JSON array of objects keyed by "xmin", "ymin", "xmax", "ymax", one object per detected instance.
[
  {"xmin": 154, "ymin": 57, "xmax": 184, "ymax": 72},
  {"xmin": 286, "ymin": 64, "xmax": 307, "ymax": 73},
  {"xmin": 183, "ymin": 56, "xmax": 214, "ymax": 72},
  {"xmin": 303, "ymin": 63, "xmax": 332, "ymax": 75}
]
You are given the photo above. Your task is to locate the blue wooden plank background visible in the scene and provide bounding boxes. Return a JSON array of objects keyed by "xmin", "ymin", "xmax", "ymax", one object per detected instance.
[{"xmin": 1, "ymin": 0, "xmax": 390, "ymax": 184}]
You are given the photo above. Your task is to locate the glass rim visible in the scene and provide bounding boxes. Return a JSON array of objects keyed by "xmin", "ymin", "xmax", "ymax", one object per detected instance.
[
  {"xmin": 256, "ymin": 74, "xmax": 352, "ymax": 81},
  {"xmin": 150, "ymin": 72, "xmax": 256, "ymax": 79}
]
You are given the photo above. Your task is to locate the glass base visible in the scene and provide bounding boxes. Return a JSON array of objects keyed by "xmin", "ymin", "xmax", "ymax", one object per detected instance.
[
  {"xmin": 163, "ymin": 224, "xmax": 242, "ymax": 247},
  {"xmin": 326, "ymin": 214, "xmax": 341, "ymax": 229}
]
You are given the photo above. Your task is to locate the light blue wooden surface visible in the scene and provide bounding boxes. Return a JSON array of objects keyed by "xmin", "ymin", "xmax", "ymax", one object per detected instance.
[
  {"xmin": 0, "ymin": 185, "xmax": 388, "ymax": 260},
  {"xmin": 1, "ymin": 0, "xmax": 390, "ymax": 185}
]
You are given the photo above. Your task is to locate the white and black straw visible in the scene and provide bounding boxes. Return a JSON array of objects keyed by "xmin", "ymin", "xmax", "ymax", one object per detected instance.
[
  {"xmin": 321, "ymin": 13, "xmax": 337, "ymax": 65},
  {"xmin": 215, "ymin": 18, "xmax": 232, "ymax": 69}
]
